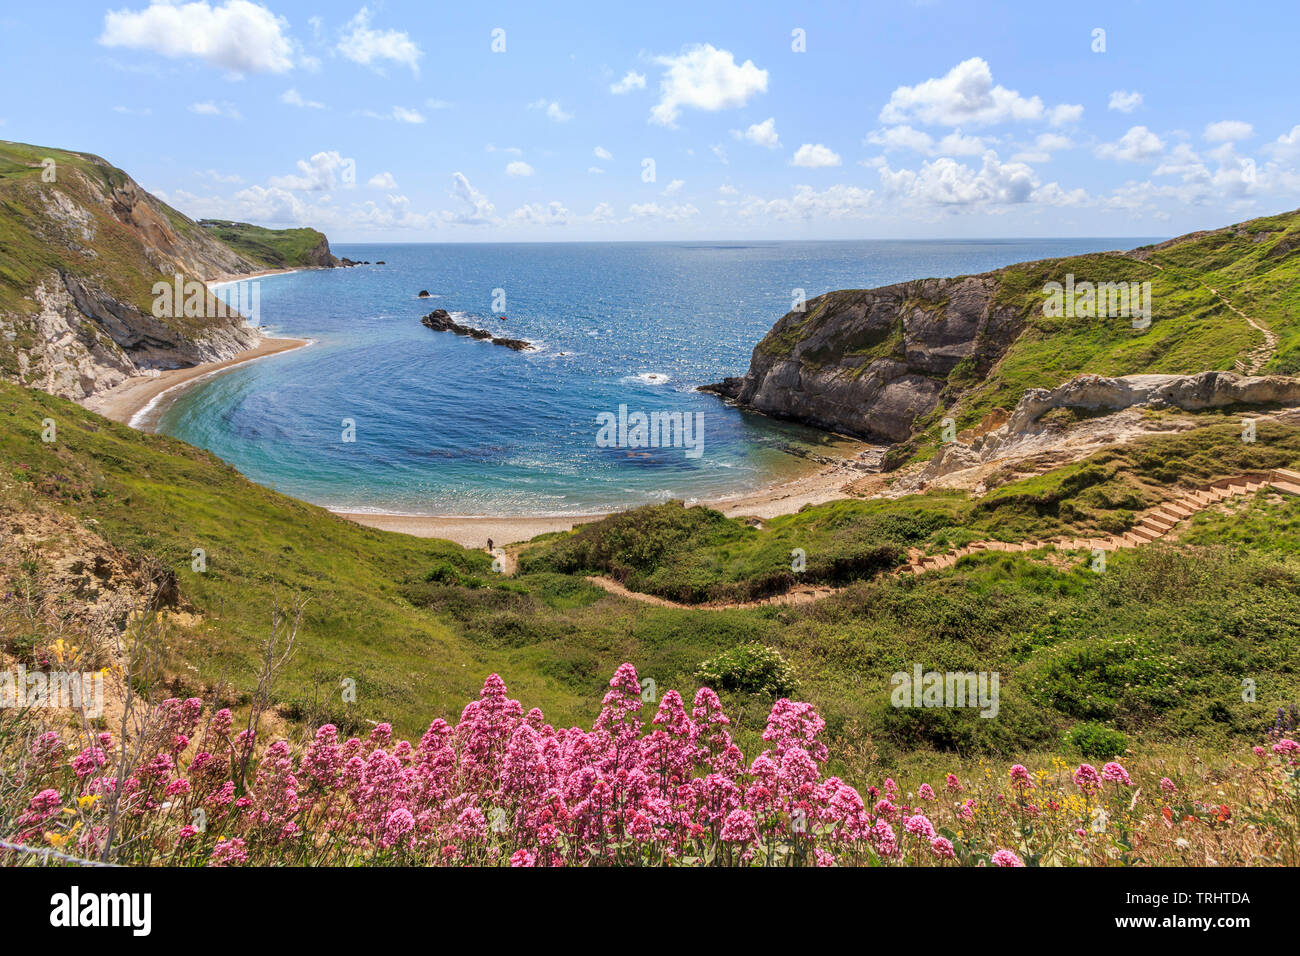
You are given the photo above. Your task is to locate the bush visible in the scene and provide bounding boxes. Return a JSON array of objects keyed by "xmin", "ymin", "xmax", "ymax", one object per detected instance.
[
  {"xmin": 697, "ymin": 643, "xmax": 796, "ymax": 697},
  {"xmin": 1066, "ymin": 722, "xmax": 1129, "ymax": 759}
]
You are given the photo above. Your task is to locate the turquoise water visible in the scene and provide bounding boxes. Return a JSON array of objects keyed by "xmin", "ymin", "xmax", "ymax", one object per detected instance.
[{"xmin": 159, "ymin": 239, "xmax": 1150, "ymax": 516}]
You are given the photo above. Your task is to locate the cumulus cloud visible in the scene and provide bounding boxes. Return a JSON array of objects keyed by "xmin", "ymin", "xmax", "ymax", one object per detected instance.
[
  {"xmin": 528, "ymin": 99, "xmax": 573, "ymax": 122},
  {"xmin": 610, "ymin": 70, "xmax": 646, "ymax": 94},
  {"xmin": 361, "ymin": 105, "xmax": 425, "ymax": 123},
  {"xmin": 337, "ymin": 6, "xmax": 421, "ymax": 74},
  {"xmin": 281, "ymin": 88, "xmax": 324, "ymax": 109},
  {"xmin": 1205, "ymin": 120, "xmax": 1253, "ymax": 143},
  {"xmin": 588, "ymin": 202, "xmax": 618, "ymax": 223},
  {"xmin": 628, "ymin": 201, "xmax": 700, "ymax": 221},
  {"xmin": 791, "ymin": 143, "xmax": 842, "ymax": 168},
  {"xmin": 443, "ymin": 172, "xmax": 496, "ymax": 225},
  {"xmin": 663, "ymin": 179, "xmax": 685, "ymax": 195},
  {"xmin": 367, "ymin": 171, "xmax": 397, "ymax": 189},
  {"xmin": 1107, "ymin": 90, "xmax": 1143, "ymax": 113},
  {"xmin": 1047, "ymin": 104, "xmax": 1084, "ymax": 127},
  {"xmin": 511, "ymin": 201, "xmax": 570, "ymax": 226},
  {"xmin": 732, "ymin": 117, "xmax": 780, "ymax": 149},
  {"xmin": 99, "ymin": 0, "xmax": 294, "ymax": 74},
  {"xmin": 269, "ymin": 150, "xmax": 355, "ymax": 191},
  {"xmin": 736, "ymin": 184, "xmax": 875, "ymax": 221},
  {"xmin": 506, "ymin": 161, "xmax": 534, "ymax": 177},
  {"xmin": 189, "ymin": 100, "xmax": 241, "ymax": 119},
  {"xmin": 1011, "ymin": 132, "xmax": 1072, "ymax": 163},
  {"xmin": 872, "ymin": 152, "xmax": 1075, "ymax": 206},
  {"xmin": 650, "ymin": 44, "xmax": 768, "ymax": 127},
  {"xmin": 594, "ymin": 146, "xmax": 613, "ymax": 161},
  {"xmin": 1096, "ymin": 125, "xmax": 1165, "ymax": 162},
  {"xmin": 880, "ymin": 58, "xmax": 1049, "ymax": 127}
]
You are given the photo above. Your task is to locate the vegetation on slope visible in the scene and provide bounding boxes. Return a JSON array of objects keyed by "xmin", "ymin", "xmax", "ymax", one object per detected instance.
[
  {"xmin": 198, "ymin": 219, "xmax": 334, "ymax": 269},
  {"xmin": 3, "ymin": 380, "xmax": 1297, "ymax": 769}
]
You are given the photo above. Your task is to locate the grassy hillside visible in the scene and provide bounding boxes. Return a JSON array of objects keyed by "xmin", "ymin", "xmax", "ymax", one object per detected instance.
[
  {"xmin": 3, "ymin": 379, "xmax": 1298, "ymax": 776},
  {"xmin": 198, "ymin": 219, "xmax": 334, "ymax": 269}
]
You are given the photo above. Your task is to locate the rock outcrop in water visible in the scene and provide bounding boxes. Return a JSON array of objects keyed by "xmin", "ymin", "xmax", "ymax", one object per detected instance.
[
  {"xmin": 421, "ymin": 309, "xmax": 533, "ymax": 351},
  {"xmin": 702, "ymin": 277, "xmax": 1024, "ymax": 443}
]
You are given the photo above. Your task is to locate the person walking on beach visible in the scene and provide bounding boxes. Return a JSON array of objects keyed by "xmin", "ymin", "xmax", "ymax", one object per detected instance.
[{"xmin": 487, "ymin": 538, "xmax": 494, "ymax": 553}]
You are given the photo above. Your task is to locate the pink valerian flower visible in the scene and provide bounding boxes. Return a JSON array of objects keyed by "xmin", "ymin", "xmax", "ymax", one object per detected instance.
[
  {"xmin": 957, "ymin": 799, "xmax": 976, "ymax": 821},
  {"xmin": 991, "ymin": 848, "xmax": 1024, "ymax": 867},
  {"xmin": 30, "ymin": 732, "xmax": 63, "ymax": 770},
  {"xmin": 930, "ymin": 836, "xmax": 955, "ymax": 860},
  {"xmin": 1273, "ymin": 739, "xmax": 1299, "ymax": 755},
  {"xmin": 177, "ymin": 825, "xmax": 199, "ymax": 842},
  {"xmin": 944, "ymin": 773, "xmax": 963, "ymax": 793},
  {"xmin": 719, "ymin": 808, "xmax": 757, "ymax": 844},
  {"xmin": 1159, "ymin": 777, "xmax": 1178, "ymax": 794},
  {"xmin": 761, "ymin": 699, "xmax": 829, "ymax": 765},
  {"xmin": 903, "ymin": 813, "xmax": 936, "ymax": 841},
  {"xmin": 917, "ymin": 784, "xmax": 936, "ymax": 801},
  {"xmin": 873, "ymin": 798, "xmax": 896, "ymax": 820},
  {"xmin": 208, "ymin": 838, "xmax": 248, "ymax": 867},
  {"xmin": 1073, "ymin": 764, "xmax": 1102, "ymax": 795},
  {"xmin": 382, "ymin": 808, "xmax": 416, "ymax": 848},
  {"xmin": 869, "ymin": 820, "xmax": 898, "ymax": 858},
  {"xmin": 510, "ymin": 849, "xmax": 536, "ymax": 867},
  {"xmin": 72, "ymin": 746, "xmax": 108, "ymax": 779},
  {"xmin": 814, "ymin": 848, "xmax": 836, "ymax": 867},
  {"xmin": 1101, "ymin": 762, "xmax": 1132, "ymax": 786},
  {"xmin": 15, "ymin": 789, "xmax": 62, "ymax": 829},
  {"xmin": 1009, "ymin": 764, "xmax": 1033, "ymax": 791}
]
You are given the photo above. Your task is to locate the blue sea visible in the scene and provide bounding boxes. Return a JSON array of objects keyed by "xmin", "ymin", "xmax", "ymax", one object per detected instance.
[{"xmin": 159, "ymin": 239, "xmax": 1151, "ymax": 516}]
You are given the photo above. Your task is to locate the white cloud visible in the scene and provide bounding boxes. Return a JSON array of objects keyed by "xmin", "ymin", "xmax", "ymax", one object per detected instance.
[
  {"xmin": 664, "ymin": 179, "xmax": 685, "ymax": 195},
  {"xmin": 189, "ymin": 100, "xmax": 241, "ymax": 119},
  {"xmin": 391, "ymin": 106, "xmax": 424, "ymax": 124},
  {"xmin": 868, "ymin": 125, "xmax": 934, "ymax": 153},
  {"xmin": 791, "ymin": 143, "xmax": 842, "ymax": 168},
  {"xmin": 486, "ymin": 145, "xmax": 522, "ymax": 155},
  {"xmin": 718, "ymin": 183, "xmax": 738, "ymax": 195},
  {"xmin": 589, "ymin": 202, "xmax": 617, "ymax": 223},
  {"xmin": 337, "ymin": 6, "xmax": 421, "ymax": 74},
  {"xmin": 594, "ymin": 146, "xmax": 613, "ymax": 160},
  {"xmin": 443, "ymin": 172, "xmax": 496, "ymax": 225},
  {"xmin": 610, "ymin": 70, "xmax": 646, "ymax": 94},
  {"xmin": 269, "ymin": 150, "xmax": 354, "ymax": 191},
  {"xmin": 1096, "ymin": 125, "xmax": 1165, "ymax": 162},
  {"xmin": 362, "ymin": 106, "xmax": 425, "ymax": 123},
  {"xmin": 281, "ymin": 88, "xmax": 324, "ymax": 109},
  {"xmin": 1048, "ymin": 104, "xmax": 1084, "ymax": 127},
  {"xmin": 1107, "ymin": 90, "xmax": 1143, "ymax": 113},
  {"xmin": 628, "ymin": 202, "xmax": 701, "ymax": 221},
  {"xmin": 425, "ymin": 98, "xmax": 452, "ymax": 110},
  {"xmin": 873, "ymin": 152, "xmax": 1070, "ymax": 206},
  {"xmin": 880, "ymin": 58, "xmax": 1045, "ymax": 127},
  {"xmin": 1011, "ymin": 132, "xmax": 1072, "ymax": 163},
  {"xmin": 528, "ymin": 99, "xmax": 573, "ymax": 122},
  {"xmin": 1205, "ymin": 120, "xmax": 1254, "ymax": 143},
  {"xmin": 733, "ymin": 117, "xmax": 780, "ymax": 149},
  {"xmin": 588, "ymin": 167, "xmax": 605, "ymax": 174},
  {"xmin": 506, "ymin": 161, "xmax": 534, "ymax": 177},
  {"xmin": 650, "ymin": 44, "xmax": 768, "ymax": 127},
  {"xmin": 368, "ymin": 171, "xmax": 397, "ymax": 189},
  {"xmin": 736, "ymin": 184, "xmax": 875, "ymax": 221},
  {"xmin": 99, "ymin": 0, "xmax": 294, "ymax": 74},
  {"xmin": 1266, "ymin": 125, "xmax": 1300, "ymax": 162},
  {"xmin": 511, "ymin": 201, "xmax": 570, "ymax": 226}
]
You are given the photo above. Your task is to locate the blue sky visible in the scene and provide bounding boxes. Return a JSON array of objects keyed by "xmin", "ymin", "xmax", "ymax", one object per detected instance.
[{"xmin": 2, "ymin": 0, "xmax": 1298, "ymax": 241}]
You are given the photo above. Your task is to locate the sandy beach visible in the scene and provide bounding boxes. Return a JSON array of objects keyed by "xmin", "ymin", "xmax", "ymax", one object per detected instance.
[
  {"xmin": 336, "ymin": 445, "xmax": 883, "ymax": 547},
  {"xmin": 90, "ymin": 324, "xmax": 882, "ymax": 548},
  {"xmin": 83, "ymin": 336, "xmax": 311, "ymax": 429}
]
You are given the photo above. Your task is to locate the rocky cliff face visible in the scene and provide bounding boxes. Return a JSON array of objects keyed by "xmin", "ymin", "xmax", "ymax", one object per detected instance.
[
  {"xmin": 704, "ymin": 276, "xmax": 1025, "ymax": 442},
  {"xmin": 0, "ymin": 141, "xmax": 311, "ymax": 402}
]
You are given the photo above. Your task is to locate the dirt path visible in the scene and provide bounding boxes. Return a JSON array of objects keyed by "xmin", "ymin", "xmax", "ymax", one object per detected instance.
[
  {"xmin": 583, "ymin": 470, "xmax": 1300, "ymax": 610},
  {"xmin": 1144, "ymin": 259, "xmax": 1276, "ymax": 373}
]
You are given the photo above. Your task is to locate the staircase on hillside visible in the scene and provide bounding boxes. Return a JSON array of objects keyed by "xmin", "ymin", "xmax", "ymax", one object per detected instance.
[{"xmin": 900, "ymin": 468, "xmax": 1300, "ymax": 574}]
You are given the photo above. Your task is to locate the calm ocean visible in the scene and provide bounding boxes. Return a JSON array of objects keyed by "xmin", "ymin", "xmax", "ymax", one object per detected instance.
[{"xmin": 161, "ymin": 238, "xmax": 1152, "ymax": 516}]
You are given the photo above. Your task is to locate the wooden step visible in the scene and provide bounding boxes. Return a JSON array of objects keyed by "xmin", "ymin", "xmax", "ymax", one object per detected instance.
[
  {"xmin": 1269, "ymin": 479, "xmax": 1300, "ymax": 495},
  {"xmin": 1163, "ymin": 502, "xmax": 1195, "ymax": 518},
  {"xmin": 1272, "ymin": 468, "xmax": 1300, "ymax": 484},
  {"xmin": 1144, "ymin": 512, "xmax": 1177, "ymax": 529},
  {"xmin": 1129, "ymin": 526, "xmax": 1160, "ymax": 542}
]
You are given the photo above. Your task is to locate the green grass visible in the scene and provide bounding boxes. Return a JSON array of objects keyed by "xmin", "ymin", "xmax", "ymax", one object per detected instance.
[
  {"xmin": 3, "ymin": 380, "xmax": 1298, "ymax": 771},
  {"xmin": 197, "ymin": 220, "xmax": 332, "ymax": 269}
]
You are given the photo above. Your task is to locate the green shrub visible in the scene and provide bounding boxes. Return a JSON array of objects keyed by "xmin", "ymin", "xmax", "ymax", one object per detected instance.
[
  {"xmin": 697, "ymin": 644, "xmax": 796, "ymax": 697},
  {"xmin": 1066, "ymin": 722, "xmax": 1130, "ymax": 759}
]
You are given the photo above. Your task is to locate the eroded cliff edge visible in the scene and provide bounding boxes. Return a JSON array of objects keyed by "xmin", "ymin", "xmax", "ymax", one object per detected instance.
[{"xmin": 703, "ymin": 275, "xmax": 1025, "ymax": 443}]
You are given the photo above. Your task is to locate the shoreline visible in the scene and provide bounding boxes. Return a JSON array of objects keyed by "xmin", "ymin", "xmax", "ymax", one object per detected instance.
[
  {"xmin": 336, "ymin": 445, "xmax": 882, "ymax": 547},
  {"xmin": 83, "ymin": 336, "xmax": 312, "ymax": 428}
]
